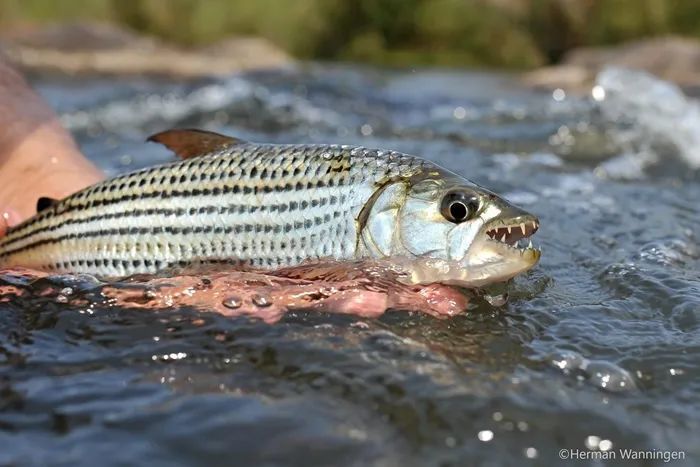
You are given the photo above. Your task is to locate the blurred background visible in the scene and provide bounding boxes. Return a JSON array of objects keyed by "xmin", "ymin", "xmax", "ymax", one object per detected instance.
[{"xmin": 1, "ymin": 0, "xmax": 700, "ymax": 70}]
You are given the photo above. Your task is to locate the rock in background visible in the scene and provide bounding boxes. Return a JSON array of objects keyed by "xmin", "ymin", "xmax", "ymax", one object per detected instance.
[{"xmin": 0, "ymin": 22, "xmax": 294, "ymax": 78}]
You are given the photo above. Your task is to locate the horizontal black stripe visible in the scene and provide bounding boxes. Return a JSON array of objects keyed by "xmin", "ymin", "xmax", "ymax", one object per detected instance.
[
  {"xmin": 43, "ymin": 257, "xmax": 240, "ymax": 275},
  {"xmin": 2, "ymin": 194, "xmax": 343, "ymax": 250},
  {"xmin": 36, "ymin": 152, "xmax": 352, "ymax": 225},
  {"xmin": 43, "ymin": 253, "xmax": 311, "ymax": 276},
  {"xmin": 0, "ymin": 211, "xmax": 342, "ymax": 260},
  {"xmin": 59, "ymin": 177, "xmax": 344, "ymax": 213},
  {"xmin": 9, "ymin": 176, "xmax": 348, "ymax": 241}
]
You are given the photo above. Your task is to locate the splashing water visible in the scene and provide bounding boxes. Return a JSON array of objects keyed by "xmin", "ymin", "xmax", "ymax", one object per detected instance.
[{"xmin": 592, "ymin": 67, "xmax": 700, "ymax": 175}]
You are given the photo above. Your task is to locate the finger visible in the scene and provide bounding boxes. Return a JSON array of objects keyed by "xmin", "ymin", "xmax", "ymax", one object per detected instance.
[{"xmin": 1, "ymin": 208, "xmax": 21, "ymax": 237}]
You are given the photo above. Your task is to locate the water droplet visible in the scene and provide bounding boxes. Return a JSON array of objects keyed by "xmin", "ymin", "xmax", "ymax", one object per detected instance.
[
  {"xmin": 144, "ymin": 288, "xmax": 157, "ymax": 299},
  {"xmin": 552, "ymin": 88, "xmax": 566, "ymax": 102},
  {"xmin": 477, "ymin": 430, "xmax": 494, "ymax": 442},
  {"xmin": 56, "ymin": 294, "xmax": 68, "ymax": 303},
  {"xmin": 592, "ymin": 85, "xmax": 606, "ymax": 101},
  {"xmin": 222, "ymin": 296, "xmax": 242, "ymax": 309},
  {"xmin": 252, "ymin": 294, "xmax": 271, "ymax": 308},
  {"xmin": 585, "ymin": 435, "xmax": 601, "ymax": 450},
  {"xmin": 525, "ymin": 447, "xmax": 538, "ymax": 458},
  {"xmin": 60, "ymin": 287, "xmax": 73, "ymax": 296},
  {"xmin": 484, "ymin": 292, "xmax": 508, "ymax": 307}
]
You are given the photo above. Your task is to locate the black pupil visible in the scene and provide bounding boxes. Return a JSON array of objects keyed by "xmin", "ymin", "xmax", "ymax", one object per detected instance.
[{"xmin": 450, "ymin": 201, "xmax": 468, "ymax": 221}]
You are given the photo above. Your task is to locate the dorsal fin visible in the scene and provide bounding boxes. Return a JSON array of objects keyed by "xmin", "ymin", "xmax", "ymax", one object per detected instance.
[
  {"xmin": 37, "ymin": 196, "xmax": 59, "ymax": 213},
  {"xmin": 147, "ymin": 129, "xmax": 246, "ymax": 159}
]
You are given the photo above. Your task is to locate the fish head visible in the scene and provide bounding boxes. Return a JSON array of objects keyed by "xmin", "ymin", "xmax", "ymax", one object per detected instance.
[{"xmin": 360, "ymin": 170, "xmax": 540, "ymax": 288}]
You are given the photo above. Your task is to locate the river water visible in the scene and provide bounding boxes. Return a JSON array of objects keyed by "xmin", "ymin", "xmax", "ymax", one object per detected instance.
[{"xmin": 1, "ymin": 65, "xmax": 699, "ymax": 466}]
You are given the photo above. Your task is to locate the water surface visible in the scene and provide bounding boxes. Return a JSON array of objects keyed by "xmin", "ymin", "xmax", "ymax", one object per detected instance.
[{"xmin": 1, "ymin": 65, "xmax": 699, "ymax": 466}]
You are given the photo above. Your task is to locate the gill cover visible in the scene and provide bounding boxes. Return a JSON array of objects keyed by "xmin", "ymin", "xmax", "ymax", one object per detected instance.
[{"xmin": 359, "ymin": 172, "xmax": 485, "ymax": 263}]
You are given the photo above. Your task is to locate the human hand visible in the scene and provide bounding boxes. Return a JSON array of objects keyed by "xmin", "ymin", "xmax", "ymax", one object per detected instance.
[{"xmin": 0, "ymin": 60, "xmax": 103, "ymax": 235}]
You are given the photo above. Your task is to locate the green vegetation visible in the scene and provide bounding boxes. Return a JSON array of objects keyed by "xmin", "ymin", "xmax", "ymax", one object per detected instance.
[{"xmin": 2, "ymin": 0, "xmax": 700, "ymax": 69}]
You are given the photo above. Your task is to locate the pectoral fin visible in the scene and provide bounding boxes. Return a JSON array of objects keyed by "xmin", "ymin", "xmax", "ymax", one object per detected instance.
[
  {"xmin": 147, "ymin": 129, "xmax": 247, "ymax": 159},
  {"xmin": 37, "ymin": 197, "xmax": 59, "ymax": 213}
]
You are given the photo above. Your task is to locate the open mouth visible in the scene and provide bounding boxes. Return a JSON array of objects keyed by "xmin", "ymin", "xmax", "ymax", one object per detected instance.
[{"xmin": 485, "ymin": 217, "xmax": 540, "ymax": 254}]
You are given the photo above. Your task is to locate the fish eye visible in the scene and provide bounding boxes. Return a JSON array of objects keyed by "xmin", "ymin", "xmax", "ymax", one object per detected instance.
[{"xmin": 440, "ymin": 190, "xmax": 480, "ymax": 223}]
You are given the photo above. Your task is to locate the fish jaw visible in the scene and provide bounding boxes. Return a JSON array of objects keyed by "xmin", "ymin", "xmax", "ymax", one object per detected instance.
[
  {"xmin": 462, "ymin": 208, "xmax": 541, "ymax": 284},
  {"xmin": 397, "ymin": 208, "xmax": 541, "ymax": 288}
]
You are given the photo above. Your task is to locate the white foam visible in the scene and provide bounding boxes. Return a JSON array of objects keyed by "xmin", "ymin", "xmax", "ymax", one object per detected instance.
[{"xmin": 595, "ymin": 67, "xmax": 700, "ymax": 169}]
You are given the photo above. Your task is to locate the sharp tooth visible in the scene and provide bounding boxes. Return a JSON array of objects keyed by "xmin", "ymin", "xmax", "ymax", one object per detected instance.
[
  {"xmin": 528, "ymin": 240, "xmax": 533, "ymax": 249},
  {"xmin": 520, "ymin": 223, "xmax": 527, "ymax": 235},
  {"xmin": 500, "ymin": 234, "xmax": 507, "ymax": 243},
  {"xmin": 507, "ymin": 226, "xmax": 512, "ymax": 234}
]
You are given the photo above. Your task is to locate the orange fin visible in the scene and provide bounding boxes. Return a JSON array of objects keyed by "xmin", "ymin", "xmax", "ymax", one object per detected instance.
[
  {"xmin": 147, "ymin": 129, "xmax": 246, "ymax": 159},
  {"xmin": 36, "ymin": 196, "xmax": 59, "ymax": 213}
]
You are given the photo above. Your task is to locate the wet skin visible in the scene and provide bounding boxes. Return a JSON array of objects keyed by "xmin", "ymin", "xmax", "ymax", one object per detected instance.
[
  {"xmin": 0, "ymin": 264, "xmax": 470, "ymax": 322},
  {"xmin": 0, "ymin": 61, "xmax": 103, "ymax": 224}
]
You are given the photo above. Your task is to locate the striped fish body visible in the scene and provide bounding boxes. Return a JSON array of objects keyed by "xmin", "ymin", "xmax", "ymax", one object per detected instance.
[{"xmin": 0, "ymin": 134, "xmax": 429, "ymax": 277}]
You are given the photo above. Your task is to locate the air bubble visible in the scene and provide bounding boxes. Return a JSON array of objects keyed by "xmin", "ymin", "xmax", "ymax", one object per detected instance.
[
  {"xmin": 551, "ymin": 351, "xmax": 637, "ymax": 392},
  {"xmin": 453, "ymin": 106, "xmax": 467, "ymax": 119},
  {"xmin": 252, "ymin": 294, "xmax": 271, "ymax": 307},
  {"xmin": 222, "ymin": 296, "xmax": 242, "ymax": 309}
]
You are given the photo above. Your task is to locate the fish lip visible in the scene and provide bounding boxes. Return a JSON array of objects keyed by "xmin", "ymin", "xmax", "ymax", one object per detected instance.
[
  {"xmin": 460, "ymin": 211, "xmax": 541, "ymax": 285},
  {"xmin": 482, "ymin": 213, "xmax": 540, "ymax": 253}
]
